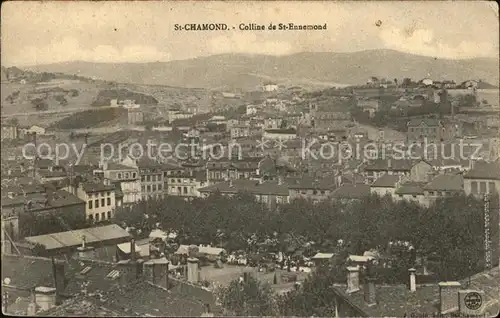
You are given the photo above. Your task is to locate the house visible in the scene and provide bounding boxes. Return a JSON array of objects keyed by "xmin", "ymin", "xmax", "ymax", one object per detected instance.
[
  {"xmin": 246, "ymin": 104, "xmax": 258, "ymax": 115},
  {"xmin": 329, "ymin": 264, "xmax": 499, "ymax": 317},
  {"xmin": 23, "ymin": 125, "xmax": 46, "ymax": 136},
  {"xmin": 370, "ymin": 174, "xmax": 401, "ymax": 197},
  {"xmin": 423, "ymin": 174, "xmax": 464, "ymax": 203},
  {"xmin": 198, "ymin": 179, "xmax": 290, "ymax": 209},
  {"xmin": 2, "ymin": 246, "xmax": 219, "ymax": 317},
  {"xmin": 331, "ymin": 184, "xmax": 371, "ymax": 202},
  {"xmin": 167, "ymin": 170, "xmax": 207, "ymax": 197},
  {"xmin": 127, "ymin": 108, "xmax": 144, "ymax": 125},
  {"xmin": 288, "ymin": 176, "xmax": 338, "ymax": 202},
  {"xmin": 138, "ymin": 159, "xmax": 165, "ymax": 200},
  {"xmin": 407, "ymin": 118, "xmax": 443, "ymax": 142},
  {"xmin": 1, "ymin": 124, "xmax": 19, "ymax": 140},
  {"xmin": 205, "ymin": 157, "xmax": 263, "ymax": 183},
  {"xmin": 356, "ymin": 99, "xmax": 380, "ymax": 118},
  {"xmin": 362, "ymin": 159, "xmax": 414, "ymax": 183},
  {"xmin": 64, "ymin": 181, "xmax": 116, "ymax": 223},
  {"xmin": 463, "ymin": 160, "xmax": 500, "ymax": 197},
  {"xmin": 394, "ymin": 182, "xmax": 426, "ymax": 205},
  {"xmin": 99, "ymin": 159, "xmax": 141, "ymax": 205},
  {"xmin": 263, "ymin": 128, "xmax": 297, "ymax": 140},
  {"xmin": 230, "ymin": 124, "xmax": 251, "ymax": 139},
  {"xmin": 262, "ymin": 82, "xmax": 279, "ymax": 92}
]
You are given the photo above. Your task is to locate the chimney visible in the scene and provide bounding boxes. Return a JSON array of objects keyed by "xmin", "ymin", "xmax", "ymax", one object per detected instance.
[
  {"xmin": 346, "ymin": 266, "xmax": 360, "ymax": 293},
  {"xmin": 363, "ymin": 273, "xmax": 377, "ymax": 307},
  {"xmin": 130, "ymin": 239, "xmax": 136, "ymax": 261},
  {"xmin": 187, "ymin": 257, "xmax": 199, "ymax": 283},
  {"xmin": 409, "ymin": 268, "xmax": 417, "ymax": 292},
  {"xmin": 438, "ymin": 281, "xmax": 461, "ymax": 314},
  {"xmin": 35, "ymin": 287, "xmax": 57, "ymax": 311},
  {"xmin": 77, "ymin": 235, "xmax": 95, "ymax": 259},
  {"xmin": 26, "ymin": 288, "xmax": 38, "ymax": 316},
  {"xmin": 51, "ymin": 258, "xmax": 66, "ymax": 305},
  {"xmin": 150, "ymin": 258, "xmax": 170, "ymax": 289}
]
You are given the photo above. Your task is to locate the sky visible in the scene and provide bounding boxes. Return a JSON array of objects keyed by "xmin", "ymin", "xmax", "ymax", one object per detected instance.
[{"xmin": 2, "ymin": 1, "xmax": 499, "ymax": 66}]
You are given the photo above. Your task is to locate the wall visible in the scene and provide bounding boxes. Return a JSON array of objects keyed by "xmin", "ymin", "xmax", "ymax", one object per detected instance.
[
  {"xmin": 464, "ymin": 178, "xmax": 500, "ymax": 197},
  {"xmin": 371, "ymin": 186, "xmax": 396, "ymax": 198},
  {"xmin": 77, "ymin": 188, "xmax": 116, "ymax": 222}
]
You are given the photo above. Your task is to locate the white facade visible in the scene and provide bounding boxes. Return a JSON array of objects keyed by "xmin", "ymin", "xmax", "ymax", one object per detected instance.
[
  {"xmin": 78, "ymin": 188, "xmax": 116, "ymax": 222},
  {"xmin": 262, "ymin": 84, "xmax": 279, "ymax": 92}
]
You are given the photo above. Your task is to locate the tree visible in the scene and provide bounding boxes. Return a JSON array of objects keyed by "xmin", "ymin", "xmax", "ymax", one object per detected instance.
[
  {"xmin": 401, "ymin": 78, "xmax": 413, "ymax": 88},
  {"xmin": 31, "ymin": 98, "xmax": 49, "ymax": 111},
  {"xmin": 215, "ymin": 275, "xmax": 276, "ymax": 316}
]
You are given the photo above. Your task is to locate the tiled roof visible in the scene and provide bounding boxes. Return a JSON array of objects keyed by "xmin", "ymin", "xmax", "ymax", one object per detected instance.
[
  {"xmin": 407, "ymin": 118, "xmax": 441, "ymax": 127},
  {"xmin": 371, "ymin": 175, "xmax": 400, "ymax": 188},
  {"xmin": 364, "ymin": 159, "xmax": 414, "ymax": 171},
  {"xmin": 24, "ymin": 224, "xmax": 131, "ymax": 251},
  {"xmin": 424, "ymin": 174, "xmax": 464, "ymax": 191},
  {"xmin": 1, "ymin": 255, "xmax": 59, "ymax": 290},
  {"xmin": 288, "ymin": 176, "xmax": 337, "ymax": 190},
  {"xmin": 395, "ymin": 182, "xmax": 426, "ymax": 195},
  {"xmin": 198, "ymin": 179, "xmax": 289, "ymax": 196},
  {"xmin": 106, "ymin": 163, "xmax": 137, "ymax": 171},
  {"xmin": 331, "ymin": 184, "xmax": 371, "ymax": 199},
  {"xmin": 331, "ymin": 283, "xmax": 440, "ymax": 317},
  {"xmin": 464, "ymin": 161, "xmax": 500, "ymax": 180},
  {"xmin": 81, "ymin": 183, "xmax": 115, "ymax": 193}
]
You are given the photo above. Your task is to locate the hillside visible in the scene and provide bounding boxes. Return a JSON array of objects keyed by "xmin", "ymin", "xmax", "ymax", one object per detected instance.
[{"xmin": 25, "ymin": 49, "xmax": 499, "ymax": 90}]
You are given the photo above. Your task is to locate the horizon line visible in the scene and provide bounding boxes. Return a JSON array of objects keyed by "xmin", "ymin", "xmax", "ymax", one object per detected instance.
[{"xmin": 5, "ymin": 48, "xmax": 498, "ymax": 69}]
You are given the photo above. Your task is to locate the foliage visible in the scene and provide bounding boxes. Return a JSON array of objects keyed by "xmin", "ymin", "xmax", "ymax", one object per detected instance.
[
  {"xmin": 31, "ymin": 98, "xmax": 49, "ymax": 111},
  {"xmin": 116, "ymin": 192, "xmax": 496, "ymax": 283},
  {"xmin": 19, "ymin": 210, "xmax": 90, "ymax": 238},
  {"xmin": 49, "ymin": 107, "xmax": 127, "ymax": 129},
  {"xmin": 215, "ymin": 275, "xmax": 277, "ymax": 316},
  {"xmin": 91, "ymin": 88, "xmax": 158, "ymax": 106}
]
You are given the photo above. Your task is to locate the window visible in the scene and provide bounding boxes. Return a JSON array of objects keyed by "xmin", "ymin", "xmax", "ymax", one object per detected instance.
[
  {"xmin": 117, "ymin": 173, "xmax": 122, "ymax": 179},
  {"xmin": 95, "ymin": 213, "xmax": 100, "ymax": 221},
  {"xmin": 88, "ymin": 200, "xmax": 93, "ymax": 209},
  {"xmin": 183, "ymin": 187, "xmax": 188, "ymax": 194},
  {"xmin": 89, "ymin": 214, "xmax": 94, "ymax": 221},
  {"xmin": 471, "ymin": 181, "xmax": 478, "ymax": 194},
  {"xmin": 101, "ymin": 198, "xmax": 105, "ymax": 206},
  {"xmin": 480, "ymin": 182, "xmax": 487, "ymax": 194},
  {"xmin": 95, "ymin": 199, "xmax": 99, "ymax": 208},
  {"xmin": 177, "ymin": 186, "xmax": 181, "ymax": 194},
  {"xmin": 152, "ymin": 184, "xmax": 157, "ymax": 192},
  {"xmin": 107, "ymin": 197, "xmax": 111, "ymax": 206},
  {"xmin": 177, "ymin": 179, "xmax": 181, "ymax": 183},
  {"xmin": 488, "ymin": 182, "xmax": 496, "ymax": 194},
  {"xmin": 158, "ymin": 184, "xmax": 162, "ymax": 190},
  {"xmin": 107, "ymin": 191, "xmax": 111, "ymax": 197},
  {"xmin": 141, "ymin": 185, "xmax": 145, "ymax": 192},
  {"xmin": 412, "ymin": 195, "xmax": 417, "ymax": 198},
  {"xmin": 101, "ymin": 212, "xmax": 105, "ymax": 220},
  {"xmin": 132, "ymin": 172, "xmax": 136, "ymax": 179},
  {"xmin": 146, "ymin": 175, "xmax": 151, "ymax": 182},
  {"xmin": 147, "ymin": 185, "xmax": 151, "ymax": 192},
  {"xmin": 141, "ymin": 176, "xmax": 145, "ymax": 182},
  {"xmin": 125, "ymin": 173, "xmax": 130, "ymax": 179},
  {"xmin": 107, "ymin": 211, "xmax": 111, "ymax": 219}
]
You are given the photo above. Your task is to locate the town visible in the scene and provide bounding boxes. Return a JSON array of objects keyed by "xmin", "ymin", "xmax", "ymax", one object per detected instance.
[{"xmin": 1, "ymin": 2, "xmax": 499, "ymax": 317}]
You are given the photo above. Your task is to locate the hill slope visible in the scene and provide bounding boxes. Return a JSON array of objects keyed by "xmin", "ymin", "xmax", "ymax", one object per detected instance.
[{"xmin": 26, "ymin": 49, "xmax": 499, "ymax": 90}]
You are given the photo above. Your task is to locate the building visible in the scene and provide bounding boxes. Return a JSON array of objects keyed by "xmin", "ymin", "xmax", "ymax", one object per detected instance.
[
  {"xmin": 138, "ymin": 159, "xmax": 165, "ymax": 200},
  {"xmin": 370, "ymin": 174, "xmax": 401, "ymax": 197},
  {"xmin": 167, "ymin": 170, "xmax": 207, "ymax": 198},
  {"xmin": 1, "ymin": 124, "xmax": 18, "ymax": 140},
  {"xmin": 99, "ymin": 159, "xmax": 141, "ymax": 205},
  {"xmin": 205, "ymin": 157, "xmax": 263, "ymax": 184},
  {"xmin": 263, "ymin": 128, "xmax": 297, "ymax": 140},
  {"xmin": 262, "ymin": 83, "xmax": 279, "ymax": 92},
  {"xmin": 65, "ymin": 181, "xmax": 117, "ymax": 223},
  {"xmin": 198, "ymin": 179, "xmax": 289, "ymax": 209},
  {"xmin": 362, "ymin": 159, "xmax": 414, "ymax": 184},
  {"xmin": 423, "ymin": 174, "xmax": 464, "ymax": 203},
  {"xmin": 407, "ymin": 118, "xmax": 443, "ymax": 142},
  {"xmin": 128, "ymin": 108, "xmax": 144, "ymax": 125},
  {"xmin": 329, "ymin": 264, "xmax": 499, "ymax": 317},
  {"xmin": 246, "ymin": 104, "xmax": 258, "ymax": 115},
  {"xmin": 463, "ymin": 160, "xmax": 500, "ymax": 197},
  {"xmin": 331, "ymin": 184, "xmax": 371, "ymax": 202},
  {"xmin": 288, "ymin": 176, "xmax": 337, "ymax": 202},
  {"xmin": 356, "ymin": 99, "xmax": 380, "ymax": 118},
  {"xmin": 394, "ymin": 182, "xmax": 427, "ymax": 205}
]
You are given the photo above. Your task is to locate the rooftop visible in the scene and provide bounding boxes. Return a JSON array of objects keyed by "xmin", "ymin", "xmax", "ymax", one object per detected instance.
[
  {"xmin": 81, "ymin": 182, "xmax": 115, "ymax": 193},
  {"xmin": 395, "ymin": 182, "xmax": 426, "ymax": 195},
  {"xmin": 464, "ymin": 160, "xmax": 500, "ymax": 180},
  {"xmin": 198, "ymin": 179, "xmax": 289, "ymax": 196},
  {"xmin": 424, "ymin": 174, "xmax": 464, "ymax": 191},
  {"xmin": 331, "ymin": 184, "xmax": 371, "ymax": 199},
  {"xmin": 371, "ymin": 174, "xmax": 400, "ymax": 188},
  {"xmin": 24, "ymin": 224, "xmax": 131, "ymax": 252}
]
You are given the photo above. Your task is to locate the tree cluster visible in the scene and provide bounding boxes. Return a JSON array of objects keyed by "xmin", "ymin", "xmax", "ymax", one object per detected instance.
[{"xmin": 115, "ymin": 192, "xmax": 498, "ymax": 282}]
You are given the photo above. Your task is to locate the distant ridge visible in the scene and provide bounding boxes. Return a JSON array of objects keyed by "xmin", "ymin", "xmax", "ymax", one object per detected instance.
[{"xmin": 24, "ymin": 49, "xmax": 499, "ymax": 90}]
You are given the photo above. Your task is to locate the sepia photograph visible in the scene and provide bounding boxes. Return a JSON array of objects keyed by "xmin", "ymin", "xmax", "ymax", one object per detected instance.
[{"xmin": 1, "ymin": 1, "xmax": 499, "ymax": 316}]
